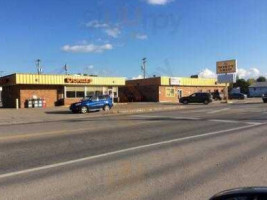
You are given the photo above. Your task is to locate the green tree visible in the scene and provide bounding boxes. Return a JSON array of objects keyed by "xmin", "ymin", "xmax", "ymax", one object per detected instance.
[
  {"xmin": 257, "ymin": 76, "xmax": 266, "ymax": 82},
  {"xmin": 247, "ymin": 78, "xmax": 256, "ymax": 86},
  {"xmin": 233, "ymin": 79, "xmax": 250, "ymax": 94}
]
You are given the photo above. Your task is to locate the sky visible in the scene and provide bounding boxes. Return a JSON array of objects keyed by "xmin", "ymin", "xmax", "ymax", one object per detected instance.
[{"xmin": 0, "ymin": 0, "xmax": 267, "ymax": 79}]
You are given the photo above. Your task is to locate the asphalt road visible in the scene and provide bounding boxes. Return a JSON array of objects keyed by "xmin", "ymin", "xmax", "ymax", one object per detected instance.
[{"xmin": 0, "ymin": 103, "xmax": 267, "ymax": 200}]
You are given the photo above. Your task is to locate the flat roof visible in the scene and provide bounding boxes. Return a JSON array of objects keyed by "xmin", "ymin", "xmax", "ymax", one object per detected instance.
[{"xmin": 249, "ymin": 82, "xmax": 267, "ymax": 88}]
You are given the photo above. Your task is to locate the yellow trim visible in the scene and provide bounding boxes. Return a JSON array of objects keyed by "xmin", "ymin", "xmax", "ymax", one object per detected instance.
[
  {"xmin": 161, "ymin": 76, "xmax": 224, "ymax": 87},
  {"xmin": 3, "ymin": 73, "xmax": 126, "ymax": 86}
]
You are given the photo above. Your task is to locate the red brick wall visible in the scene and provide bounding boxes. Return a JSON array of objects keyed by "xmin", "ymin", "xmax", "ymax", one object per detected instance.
[
  {"xmin": 64, "ymin": 98, "xmax": 83, "ymax": 106},
  {"xmin": 126, "ymin": 78, "xmax": 161, "ymax": 87},
  {"xmin": 19, "ymin": 85, "xmax": 63, "ymax": 108},
  {"xmin": 119, "ymin": 86, "xmax": 159, "ymax": 102}
]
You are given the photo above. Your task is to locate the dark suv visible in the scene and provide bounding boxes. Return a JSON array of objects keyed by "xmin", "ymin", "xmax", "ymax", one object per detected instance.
[
  {"xmin": 263, "ymin": 94, "xmax": 267, "ymax": 103},
  {"xmin": 179, "ymin": 92, "xmax": 212, "ymax": 105}
]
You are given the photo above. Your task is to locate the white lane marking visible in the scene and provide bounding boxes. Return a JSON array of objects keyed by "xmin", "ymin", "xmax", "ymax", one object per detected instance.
[
  {"xmin": 207, "ymin": 108, "xmax": 230, "ymax": 114},
  {"xmin": 0, "ymin": 124, "xmax": 260, "ymax": 179},
  {"xmin": 209, "ymin": 119, "xmax": 263, "ymax": 126},
  {"xmin": 209, "ymin": 119, "xmax": 242, "ymax": 124}
]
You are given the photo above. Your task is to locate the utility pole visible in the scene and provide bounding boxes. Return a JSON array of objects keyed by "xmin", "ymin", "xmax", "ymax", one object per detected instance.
[
  {"xmin": 36, "ymin": 59, "xmax": 42, "ymax": 74},
  {"xmin": 64, "ymin": 64, "xmax": 68, "ymax": 75},
  {"xmin": 141, "ymin": 58, "xmax": 146, "ymax": 79}
]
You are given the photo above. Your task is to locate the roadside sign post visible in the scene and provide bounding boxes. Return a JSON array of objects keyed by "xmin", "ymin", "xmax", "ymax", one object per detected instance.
[
  {"xmin": 216, "ymin": 60, "xmax": 237, "ymax": 103},
  {"xmin": 224, "ymin": 81, "xmax": 228, "ymax": 103}
]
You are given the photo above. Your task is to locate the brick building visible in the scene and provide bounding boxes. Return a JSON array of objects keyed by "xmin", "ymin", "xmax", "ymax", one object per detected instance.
[
  {"xmin": 119, "ymin": 76, "xmax": 225, "ymax": 103},
  {"xmin": 0, "ymin": 73, "xmax": 125, "ymax": 108}
]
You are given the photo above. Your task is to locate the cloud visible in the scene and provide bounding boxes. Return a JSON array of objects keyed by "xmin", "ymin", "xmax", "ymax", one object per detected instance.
[
  {"xmin": 198, "ymin": 67, "xmax": 266, "ymax": 80},
  {"xmin": 132, "ymin": 75, "xmax": 144, "ymax": 80},
  {"xmin": 135, "ymin": 34, "xmax": 148, "ymax": 40},
  {"xmin": 86, "ymin": 20, "xmax": 109, "ymax": 28},
  {"xmin": 62, "ymin": 43, "xmax": 113, "ymax": 53},
  {"xmin": 85, "ymin": 20, "xmax": 121, "ymax": 38},
  {"xmin": 105, "ymin": 27, "xmax": 121, "ymax": 38},
  {"xmin": 237, "ymin": 68, "xmax": 262, "ymax": 80},
  {"xmin": 87, "ymin": 65, "xmax": 94, "ymax": 69},
  {"xmin": 198, "ymin": 68, "xmax": 217, "ymax": 79},
  {"xmin": 146, "ymin": 0, "xmax": 174, "ymax": 5}
]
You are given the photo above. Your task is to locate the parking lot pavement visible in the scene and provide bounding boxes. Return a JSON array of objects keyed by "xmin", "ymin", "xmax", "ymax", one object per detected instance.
[
  {"xmin": 0, "ymin": 103, "xmax": 182, "ymax": 125},
  {"xmin": 0, "ymin": 98, "xmax": 264, "ymax": 126},
  {"xmin": 0, "ymin": 102, "xmax": 266, "ymax": 200}
]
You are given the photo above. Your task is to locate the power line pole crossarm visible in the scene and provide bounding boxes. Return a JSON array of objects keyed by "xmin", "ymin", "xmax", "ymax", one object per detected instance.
[{"xmin": 142, "ymin": 58, "xmax": 147, "ymax": 79}]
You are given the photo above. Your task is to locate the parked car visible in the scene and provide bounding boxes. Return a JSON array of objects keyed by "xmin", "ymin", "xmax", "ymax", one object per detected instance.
[
  {"xmin": 70, "ymin": 95, "xmax": 113, "ymax": 114},
  {"xmin": 263, "ymin": 94, "xmax": 267, "ymax": 103},
  {"xmin": 179, "ymin": 92, "xmax": 212, "ymax": 105},
  {"xmin": 229, "ymin": 93, "xmax": 247, "ymax": 100},
  {"xmin": 210, "ymin": 187, "xmax": 267, "ymax": 200}
]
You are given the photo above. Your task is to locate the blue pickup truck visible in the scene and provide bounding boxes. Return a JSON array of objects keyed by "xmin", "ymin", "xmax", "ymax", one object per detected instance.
[{"xmin": 70, "ymin": 95, "xmax": 113, "ymax": 114}]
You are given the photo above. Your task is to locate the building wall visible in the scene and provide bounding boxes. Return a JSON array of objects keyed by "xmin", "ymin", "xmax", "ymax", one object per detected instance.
[
  {"xmin": 249, "ymin": 87, "xmax": 267, "ymax": 97},
  {"xmin": 1, "ymin": 85, "xmax": 20, "ymax": 108},
  {"xmin": 119, "ymin": 86, "xmax": 159, "ymax": 102},
  {"xmin": 19, "ymin": 85, "xmax": 63, "ymax": 108},
  {"xmin": 159, "ymin": 86, "xmax": 224, "ymax": 103}
]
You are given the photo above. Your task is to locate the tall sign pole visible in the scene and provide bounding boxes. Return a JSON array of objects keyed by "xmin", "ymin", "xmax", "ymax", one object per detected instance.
[{"xmin": 216, "ymin": 59, "xmax": 237, "ymax": 103}]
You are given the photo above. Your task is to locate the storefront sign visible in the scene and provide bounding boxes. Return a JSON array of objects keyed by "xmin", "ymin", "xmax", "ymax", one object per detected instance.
[
  {"xmin": 65, "ymin": 78, "xmax": 92, "ymax": 84},
  {"xmin": 216, "ymin": 60, "xmax": 237, "ymax": 74},
  {"xmin": 170, "ymin": 77, "xmax": 181, "ymax": 85},
  {"xmin": 218, "ymin": 74, "xmax": 237, "ymax": 84}
]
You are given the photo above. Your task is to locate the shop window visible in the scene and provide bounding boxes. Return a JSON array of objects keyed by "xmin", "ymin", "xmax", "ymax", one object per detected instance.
[
  {"xmin": 76, "ymin": 91, "xmax": 85, "ymax": 98},
  {"xmin": 95, "ymin": 91, "xmax": 103, "ymax": 96},
  {"xmin": 166, "ymin": 88, "xmax": 175, "ymax": 97},
  {"xmin": 66, "ymin": 91, "xmax": 75, "ymax": 98},
  {"xmin": 86, "ymin": 91, "xmax": 95, "ymax": 98}
]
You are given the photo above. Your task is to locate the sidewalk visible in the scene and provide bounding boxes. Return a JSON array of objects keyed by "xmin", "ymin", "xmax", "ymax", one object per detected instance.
[{"xmin": 0, "ymin": 103, "xmax": 183, "ymax": 126}]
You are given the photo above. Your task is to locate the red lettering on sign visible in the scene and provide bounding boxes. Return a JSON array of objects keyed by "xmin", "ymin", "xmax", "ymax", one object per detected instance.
[{"xmin": 64, "ymin": 78, "xmax": 92, "ymax": 84}]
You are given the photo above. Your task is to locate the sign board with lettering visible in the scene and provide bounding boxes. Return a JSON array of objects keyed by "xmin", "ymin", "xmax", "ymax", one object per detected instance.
[
  {"xmin": 64, "ymin": 78, "xmax": 92, "ymax": 84},
  {"xmin": 170, "ymin": 77, "xmax": 182, "ymax": 85},
  {"xmin": 216, "ymin": 60, "xmax": 237, "ymax": 74},
  {"xmin": 218, "ymin": 74, "xmax": 237, "ymax": 84}
]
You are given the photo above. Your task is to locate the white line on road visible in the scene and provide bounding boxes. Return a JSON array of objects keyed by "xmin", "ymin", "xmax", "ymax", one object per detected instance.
[
  {"xmin": 0, "ymin": 123, "xmax": 261, "ymax": 180},
  {"xmin": 207, "ymin": 108, "xmax": 230, "ymax": 114}
]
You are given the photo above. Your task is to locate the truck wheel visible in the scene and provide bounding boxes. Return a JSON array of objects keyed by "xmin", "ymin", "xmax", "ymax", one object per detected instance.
[
  {"xmin": 103, "ymin": 105, "xmax": 110, "ymax": 111},
  {"xmin": 80, "ymin": 106, "xmax": 88, "ymax": 114}
]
